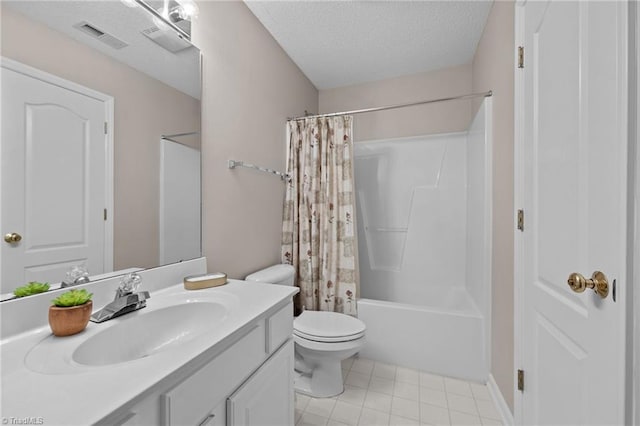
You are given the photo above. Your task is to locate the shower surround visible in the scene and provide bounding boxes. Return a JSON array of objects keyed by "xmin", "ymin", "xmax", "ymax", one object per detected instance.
[{"xmin": 355, "ymin": 99, "xmax": 492, "ymax": 382}]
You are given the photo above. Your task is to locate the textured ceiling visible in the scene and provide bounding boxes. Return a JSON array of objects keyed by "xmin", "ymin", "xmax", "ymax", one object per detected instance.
[
  {"xmin": 245, "ymin": 0, "xmax": 493, "ymax": 90},
  {"xmin": 5, "ymin": 0, "xmax": 200, "ymax": 99}
]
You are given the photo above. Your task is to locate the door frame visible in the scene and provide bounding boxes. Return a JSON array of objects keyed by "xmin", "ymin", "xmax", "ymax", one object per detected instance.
[
  {"xmin": 631, "ymin": 1, "xmax": 639, "ymax": 423},
  {"xmin": 513, "ymin": 0, "xmax": 635, "ymax": 423},
  {"xmin": 0, "ymin": 57, "xmax": 115, "ymax": 277},
  {"xmin": 513, "ymin": 2, "xmax": 525, "ymax": 421}
]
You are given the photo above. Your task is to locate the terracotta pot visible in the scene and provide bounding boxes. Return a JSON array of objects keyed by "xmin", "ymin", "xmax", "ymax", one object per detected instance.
[{"xmin": 48, "ymin": 300, "xmax": 93, "ymax": 337}]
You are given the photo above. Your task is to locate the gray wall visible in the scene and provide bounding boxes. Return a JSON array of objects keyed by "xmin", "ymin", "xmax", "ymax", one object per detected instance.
[
  {"xmin": 320, "ymin": 64, "xmax": 473, "ymax": 141},
  {"xmin": 192, "ymin": 1, "xmax": 318, "ymax": 279},
  {"xmin": 472, "ymin": 0, "xmax": 515, "ymax": 411}
]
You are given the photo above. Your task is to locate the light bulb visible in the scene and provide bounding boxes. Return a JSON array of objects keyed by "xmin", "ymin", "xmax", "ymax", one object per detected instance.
[{"xmin": 176, "ymin": 0, "xmax": 199, "ymax": 19}]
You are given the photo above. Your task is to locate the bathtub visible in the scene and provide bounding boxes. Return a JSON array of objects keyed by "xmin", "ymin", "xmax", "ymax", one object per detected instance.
[{"xmin": 357, "ymin": 286, "xmax": 487, "ymax": 383}]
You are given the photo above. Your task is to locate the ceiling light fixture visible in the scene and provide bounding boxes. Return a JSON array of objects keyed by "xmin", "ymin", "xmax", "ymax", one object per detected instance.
[
  {"xmin": 175, "ymin": 0, "xmax": 199, "ymax": 20},
  {"xmin": 156, "ymin": 0, "xmax": 199, "ymax": 25}
]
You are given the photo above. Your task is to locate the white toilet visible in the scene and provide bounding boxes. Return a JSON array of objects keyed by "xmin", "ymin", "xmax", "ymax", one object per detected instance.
[{"xmin": 246, "ymin": 264, "xmax": 366, "ymax": 398}]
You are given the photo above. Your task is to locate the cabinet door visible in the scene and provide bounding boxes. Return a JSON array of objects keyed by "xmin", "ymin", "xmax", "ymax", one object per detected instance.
[
  {"xmin": 162, "ymin": 323, "xmax": 266, "ymax": 425},
  {"xmin": 227, "ymin": 339, "xmax": 294, "ymax": 426}
]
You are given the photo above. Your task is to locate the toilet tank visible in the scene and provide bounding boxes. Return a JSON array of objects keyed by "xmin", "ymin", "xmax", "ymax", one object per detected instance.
[{"xmin": 245, "ymin": 264, "xmax": 295, "ymax": 286}]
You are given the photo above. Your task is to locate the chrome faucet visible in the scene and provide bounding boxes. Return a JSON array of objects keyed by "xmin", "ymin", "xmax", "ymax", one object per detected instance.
[
  {"xmin": 60, "ymin": 265, "xmax": 91, "ymax": 288},
  {"xmin": 90, "ymin": 273, "xmax": 150, "ymax": 323}
]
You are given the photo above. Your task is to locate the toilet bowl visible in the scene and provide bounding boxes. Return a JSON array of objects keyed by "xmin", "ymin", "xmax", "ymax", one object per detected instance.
[{"xmin": 245, "ymin": 265, "xmax": 366, "ymax": 398}]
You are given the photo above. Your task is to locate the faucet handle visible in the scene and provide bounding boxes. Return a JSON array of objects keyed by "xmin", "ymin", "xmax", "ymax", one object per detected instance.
[
  {"xmin": 117, "ymin": 272, "xmax": 142, "ymax": 296},
  {"xmin": 61, "ymin": 265, "xmax": 90, "ymax": 288}
]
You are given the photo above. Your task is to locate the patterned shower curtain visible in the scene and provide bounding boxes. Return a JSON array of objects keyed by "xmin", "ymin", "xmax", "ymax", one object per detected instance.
[{"xmin": 281, "ymin": 116, "xmax": 358, "ymax": 315}]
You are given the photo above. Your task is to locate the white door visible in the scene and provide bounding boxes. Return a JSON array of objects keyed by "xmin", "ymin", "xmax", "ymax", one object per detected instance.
[
  {"xmin": 517, "ymin": 1, "xmax": 627, "ymax": 424},
  {"xmin": 159, "ymin": 139, "xmax": 201, "ymax": 265},
  {"xmin": 1, "ymin": 62, "xmax": 111, "ymax": 293}
]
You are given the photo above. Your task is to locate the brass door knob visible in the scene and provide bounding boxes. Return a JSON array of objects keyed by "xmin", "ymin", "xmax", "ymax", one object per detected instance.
[
  {"xmin": 567, "ymin": 271, "xmax": 609, "ymax": 299},
  {"xmin": 4, "ymin": 232, "xmax": 22, "ymax": 244}
]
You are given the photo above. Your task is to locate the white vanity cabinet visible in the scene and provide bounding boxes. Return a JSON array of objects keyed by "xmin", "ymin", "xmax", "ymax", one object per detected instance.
[
  {"xmin": 100, "ymin": 302, "xmax": 294, "ymax": 426},
  {"xmin": 227, "ymin": 340, "xmax": 294, "ymax": 426}
]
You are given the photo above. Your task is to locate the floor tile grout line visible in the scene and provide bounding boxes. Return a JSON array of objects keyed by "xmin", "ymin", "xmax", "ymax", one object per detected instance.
[
  {"xmin": 326, "ymin": 397, "xmax": 338, "ymax": 425},
  {"xmin": 471, "ymin": 390, "xmax": 483, "ymax": 420},
  {"xmin": 442, "ymin": 385, "xmax": 453, "ymax": 426},
  {"xmin": 449, "ymin": 407, "xmax": 482, "ymax": 418}
]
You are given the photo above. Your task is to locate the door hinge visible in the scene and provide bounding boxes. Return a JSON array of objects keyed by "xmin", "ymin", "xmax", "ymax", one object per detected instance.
[
  {"xmin": 104, "ymin": 209, "xmax": 107, "ymax": 221},
  {"xmin": 518, "ymin": 46, "xmax": 524, "ymax": 68},
  {"xmin": 517, "ymin": 369, "xmax": 524, "ymax": 391},
  {"xmin": 104, "ymin": 122, "xmax": 108, "ymax": 135},
  {"xmin": 517, "ymin": 209, "xmax": 524, "ymax": 231}
]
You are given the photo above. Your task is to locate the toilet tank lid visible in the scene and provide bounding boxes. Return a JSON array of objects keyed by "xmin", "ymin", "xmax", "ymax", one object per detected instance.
[{"xmin": 245, "ymin": 264, "xmax": 295, "ymax": 284}]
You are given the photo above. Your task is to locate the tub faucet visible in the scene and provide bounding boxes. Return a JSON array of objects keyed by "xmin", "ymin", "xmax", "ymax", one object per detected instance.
[{"xmin": 90, "ymin": 273, "xmax": 150, "ymax": 323}]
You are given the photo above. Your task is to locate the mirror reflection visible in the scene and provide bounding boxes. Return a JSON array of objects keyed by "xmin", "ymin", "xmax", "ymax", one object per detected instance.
[{"xmin": 0, "ymin": 0, "xmax": 202, "ymax": 299}]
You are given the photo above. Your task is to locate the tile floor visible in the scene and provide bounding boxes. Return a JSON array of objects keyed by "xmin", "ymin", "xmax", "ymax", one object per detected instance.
[{"xmin": 295, "ymin": 357, "xmax": 502, "ymax": 426}]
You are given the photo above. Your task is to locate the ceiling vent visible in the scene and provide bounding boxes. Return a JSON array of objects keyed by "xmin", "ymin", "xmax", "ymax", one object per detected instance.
[
  {"xmin": 141, "ymin": 26, "xmax": 192, "ymax": 53},
  {"xmin": 73, "ymin": 21, "xmax": 128, "ymax": 50}
]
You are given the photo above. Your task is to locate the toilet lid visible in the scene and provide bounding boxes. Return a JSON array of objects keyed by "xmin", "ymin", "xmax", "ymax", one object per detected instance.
[{"xmin": 294, "ymin": 311, "xmax": 366, "ymax": 342}]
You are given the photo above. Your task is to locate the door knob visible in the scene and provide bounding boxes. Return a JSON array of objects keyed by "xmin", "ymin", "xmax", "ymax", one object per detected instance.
[
  {"xmin": 567, "ymin": 271, "xmax": 609, "ymax": 299},
  {"xmin": 4, "ymin": 233, "xmax": 22, "ymax": 244}
]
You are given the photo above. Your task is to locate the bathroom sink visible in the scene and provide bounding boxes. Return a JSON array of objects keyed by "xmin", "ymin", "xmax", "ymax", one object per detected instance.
[
  {"xmin": 72, "ymin": 302, "xmax": 228, "ymax": 366},
  {"xmin": 25, "ymin": 300, "xmax": 230, "ymax": 374}
]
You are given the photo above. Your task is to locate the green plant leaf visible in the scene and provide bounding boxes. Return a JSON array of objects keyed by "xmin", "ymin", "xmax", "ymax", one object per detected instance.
[
  {"xmin": 51, "ymin": 289, "xmax": 93, "ymax": 307},
  {"xmin": 13, "ymin": 281, "xmax": 50, "ymax": 298}
]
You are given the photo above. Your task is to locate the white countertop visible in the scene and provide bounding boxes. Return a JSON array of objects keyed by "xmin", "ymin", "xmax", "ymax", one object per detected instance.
[{"xmin": 0, "ymin": 279, "xmax": 297, "ymax": 425}]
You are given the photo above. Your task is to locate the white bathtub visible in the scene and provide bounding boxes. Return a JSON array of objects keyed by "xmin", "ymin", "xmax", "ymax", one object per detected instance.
[
  {"xmin": 357, "ymin": 286, "xmax": 488, "ymax": 383},
  {"xmin": 353, "ymin": 101, "xmax": 492, "ymax": 384}
]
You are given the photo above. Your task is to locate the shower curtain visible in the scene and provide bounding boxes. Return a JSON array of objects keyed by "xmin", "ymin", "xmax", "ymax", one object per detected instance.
[{"xmin": 281, "ymin": 116, "xmax": 358, "ymax": 315}]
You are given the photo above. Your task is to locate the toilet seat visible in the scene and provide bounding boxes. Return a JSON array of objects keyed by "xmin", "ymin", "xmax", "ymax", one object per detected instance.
[
  {"xmin": 294, "ymin": 333, "xmax": 365, "ymax": 353},
  {"xmin": 294, "ymin": 329, "xmax": 365, "ymax": 343},
  {"xmin": 294, "ymin": 311, "xmax": 366, "ymax": 343}
]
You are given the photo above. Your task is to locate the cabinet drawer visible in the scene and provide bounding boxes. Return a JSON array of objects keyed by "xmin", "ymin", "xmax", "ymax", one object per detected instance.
[
  {"xmin": 266, "ymin": 302, "xmax": 293, "ymax": 353},
  {"xmin": 162, "ymin": 323, "xmax": 265, "ymax": 425}
]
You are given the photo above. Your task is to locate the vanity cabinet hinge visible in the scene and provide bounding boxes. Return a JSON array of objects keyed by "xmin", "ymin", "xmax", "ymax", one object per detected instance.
[
  {"xmin": 104, "ymin": 122, "xmax": 108, "ymax": 134},
  {"xmin": 518, "ymin": 46, "xmax": 524, "ymax": 68},
  {"xmin": 104, "ymin": 209, "xmax": 107, "ymax": 221},
  {"xmin": 517, "ymin": 209, "xmax": 524, "ymax": 231},
  {"xmin": 517, "ymin": 369, "xmax": 525, "ymax": 391}
]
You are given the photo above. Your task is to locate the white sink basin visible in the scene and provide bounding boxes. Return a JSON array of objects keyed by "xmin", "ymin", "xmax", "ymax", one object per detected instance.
[
  {"xmin": 73, "ymin": 302, "xmax": 228, "ymax": 366},
  {"xmin": 25, "ymin": 298, "xmax": 232, "ymax": 374}
]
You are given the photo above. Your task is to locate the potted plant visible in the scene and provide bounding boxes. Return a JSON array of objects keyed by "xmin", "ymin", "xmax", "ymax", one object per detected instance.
[
  {"xmin": 48, "ymin": 289, "xmax": 93, "ymax": 337},
  {"xmin": 13, "ymin": 281, "xmax": 50, "ymax": 298}
]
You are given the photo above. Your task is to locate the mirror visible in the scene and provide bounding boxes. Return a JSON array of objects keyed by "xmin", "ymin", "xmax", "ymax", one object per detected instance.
[{"xmin": 0, "ymin": 1, "xmax": 201, "ymax": 299}]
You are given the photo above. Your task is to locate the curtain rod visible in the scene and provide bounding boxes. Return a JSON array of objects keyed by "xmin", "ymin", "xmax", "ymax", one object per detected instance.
[
  {"xmin": 162, "ymin": 131, "xmax": 200, "ymax": 139},
  {"xmin": 161, "ymin": 137, "xmax": 201, "ymax": 148},
  {"xmin": 288, "ymin": 90, "xmax": 492, "ymax": 121}
]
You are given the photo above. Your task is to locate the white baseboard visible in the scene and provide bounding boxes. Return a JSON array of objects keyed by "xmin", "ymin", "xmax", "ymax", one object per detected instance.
[{"xmin": 487, "ymin": 374, "xmax": 514, "ymax": 426}]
